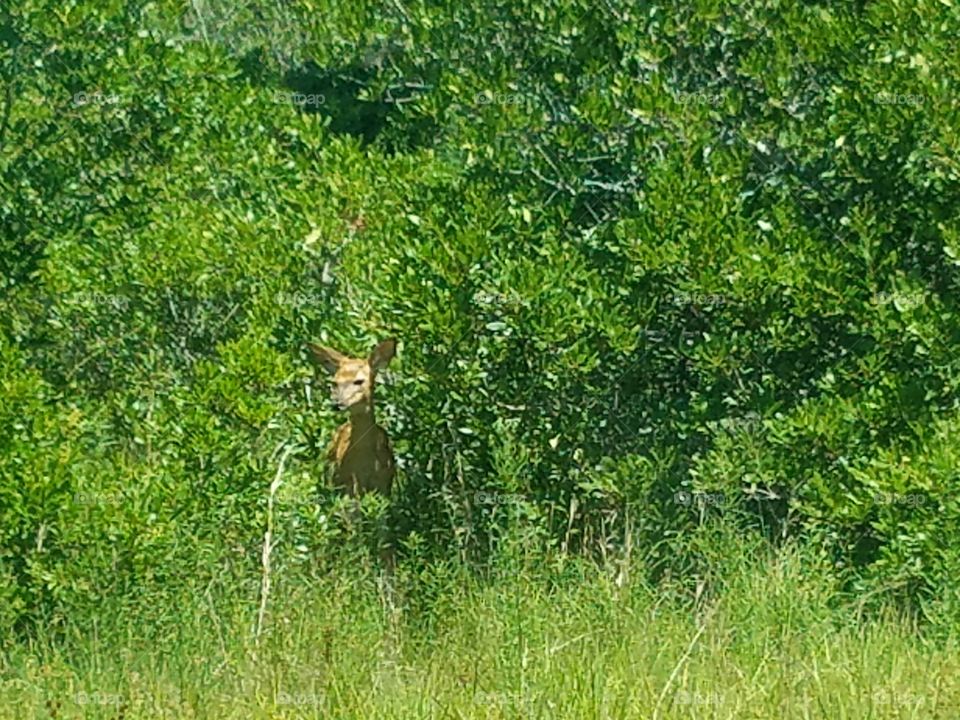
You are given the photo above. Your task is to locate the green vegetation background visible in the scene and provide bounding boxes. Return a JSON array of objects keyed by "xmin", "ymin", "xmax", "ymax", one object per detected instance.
[{"xmin": 2, "ymin": 0, "xmax": 960, "ymax": 640}]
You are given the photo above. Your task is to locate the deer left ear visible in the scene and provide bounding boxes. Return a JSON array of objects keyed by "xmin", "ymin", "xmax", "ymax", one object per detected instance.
[
  {"xmin": 307, "ymin": 343, "xmax": 345, "ymax": 373},
  {"xmin": 369, "ymin": 338, "xmax": 397, "ymax": 370}
]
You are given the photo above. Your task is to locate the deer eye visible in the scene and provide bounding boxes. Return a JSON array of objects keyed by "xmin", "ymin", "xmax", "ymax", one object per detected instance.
[{"xmin": 353, "ymin": 379, "xmax": 364, "ymax": 386}]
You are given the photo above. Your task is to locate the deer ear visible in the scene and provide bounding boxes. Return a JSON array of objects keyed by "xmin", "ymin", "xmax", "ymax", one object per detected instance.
[
  {"xmin": 369, "ymin": 338, "xmax": 396, "ymax": 370},
  {"xmin": 307, "ymin": 343, "xmax": 345, "ymax": 373}
]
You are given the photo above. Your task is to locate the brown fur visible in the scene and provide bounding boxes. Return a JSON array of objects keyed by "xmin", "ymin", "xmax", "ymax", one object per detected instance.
[
  {"xmin": 308, "ymin": 339, "xmax": 397, "ymax": 497},
  {"xmin": 326, "ymin": 419, "xmax": 395, "ymax": 496}
]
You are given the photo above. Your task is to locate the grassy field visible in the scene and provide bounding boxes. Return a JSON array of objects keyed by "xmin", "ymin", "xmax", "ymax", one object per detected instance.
[
  {"xmin": 3, "ymin": 539, "xmax": 956, "ymax": 720},
  {"xmin": 3, "ymin": 2, "xmax": 960, "ymax": 718}
]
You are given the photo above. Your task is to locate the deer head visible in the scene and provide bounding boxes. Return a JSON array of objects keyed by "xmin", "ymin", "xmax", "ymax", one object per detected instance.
[{"xmin": 308, "ymin": 339, "xmax": 396, "ymax": 413}]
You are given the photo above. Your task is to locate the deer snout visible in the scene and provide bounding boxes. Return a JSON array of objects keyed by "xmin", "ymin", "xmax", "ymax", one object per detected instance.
[
  {"xmin": 331, "ymin": 388, "xmax": 363, "ymax": 411},
  {"xmin": 329, "ymin": 388, "xmax": 346, "ymax": 410}
]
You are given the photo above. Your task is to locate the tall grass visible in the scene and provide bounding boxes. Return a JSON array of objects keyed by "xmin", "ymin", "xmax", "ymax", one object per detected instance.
[{"xmin": 2, "ymin": 533, "xmax": 957, "ymax": 719}]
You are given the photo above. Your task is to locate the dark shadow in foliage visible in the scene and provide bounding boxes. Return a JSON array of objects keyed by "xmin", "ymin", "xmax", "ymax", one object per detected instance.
[
  {"xmin": 0, "ymin": 15, "xmax": 43, "ymax": 297},
  {"xmin": 221, "ymin": 10, "xmax": 445, "ymax": 152},
  {"xmin": 282, "ymin": 61, "xmax": 391, "ymax": 147},
  {"xmin": 282, "ymin": 58, "xmax": 444, "ymax": 154},
  {"xmin": 0, "ymin": 9, "xmax": 20, "ymax": 150},
  {"xmin": 0, "ymin": 216, "xmax": 45, "ymax": 297},
  {"xmin": 237, "ymin": 47, "xmax": 273, "ymax": 86}
]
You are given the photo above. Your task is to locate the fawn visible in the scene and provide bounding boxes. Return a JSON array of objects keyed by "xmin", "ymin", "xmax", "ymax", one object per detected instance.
[{"xmin": 307, "ymin": 338, "xmax": 397, "ymax": 497}]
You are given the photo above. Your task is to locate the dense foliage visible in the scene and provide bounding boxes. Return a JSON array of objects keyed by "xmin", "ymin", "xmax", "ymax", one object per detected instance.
[{"xmin": 2, "ymin": 0, "xmax": 959, "ymax": 635}]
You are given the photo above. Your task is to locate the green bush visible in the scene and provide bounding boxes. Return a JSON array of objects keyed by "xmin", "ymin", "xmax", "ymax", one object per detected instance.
[{"xmin": 1, "ymin": 0, "xmax": 959, "ymax": 634}]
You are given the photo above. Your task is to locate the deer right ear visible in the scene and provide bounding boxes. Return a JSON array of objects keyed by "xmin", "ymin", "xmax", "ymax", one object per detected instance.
[
  {"xmin": 369, "ymin": 338, "xmax": 397, "ymax": 370},
  {"xmin": 307, "ymin": 343, "xmax": 344, "ymax": 373}
]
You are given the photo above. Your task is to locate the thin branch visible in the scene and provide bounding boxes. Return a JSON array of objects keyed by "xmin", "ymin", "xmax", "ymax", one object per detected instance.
[{"xmin": 255, "ymin": 443, "xmax": 294, "ymax": 644}]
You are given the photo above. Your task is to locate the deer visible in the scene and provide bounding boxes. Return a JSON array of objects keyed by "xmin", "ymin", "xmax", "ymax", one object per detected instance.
[
  {"xmin": 307, "ymin": 338, "xmax": 397, "ymax": 497},
  {"xmin": 308, "ymin": 338, "xmax": 398, "ymax": 577}
]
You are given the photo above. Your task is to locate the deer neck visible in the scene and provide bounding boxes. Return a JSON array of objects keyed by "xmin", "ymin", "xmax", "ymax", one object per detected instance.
[{"xmin": 347, "ymin": 400, "xmax": 377, "ymax": 441}]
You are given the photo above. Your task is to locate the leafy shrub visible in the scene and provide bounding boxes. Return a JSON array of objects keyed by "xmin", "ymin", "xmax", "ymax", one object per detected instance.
[{"xmin": 1, "ymin": 0, "xmax": 959, "ymax": 633}]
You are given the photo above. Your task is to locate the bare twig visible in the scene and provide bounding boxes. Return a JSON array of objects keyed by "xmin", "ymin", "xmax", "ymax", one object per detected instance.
[{"xmin": 255, "ymin": 443, "xmax": 294, "ymax": 643}]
